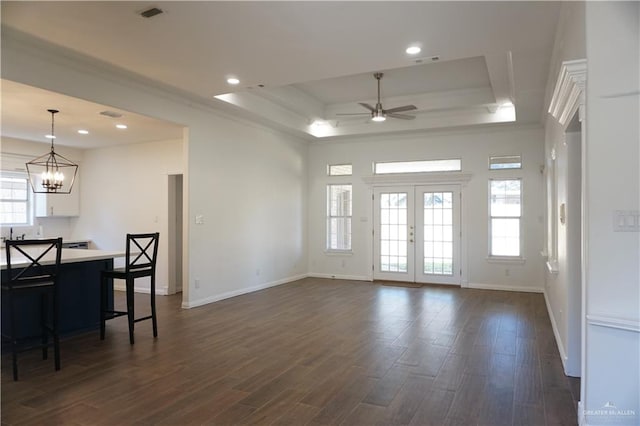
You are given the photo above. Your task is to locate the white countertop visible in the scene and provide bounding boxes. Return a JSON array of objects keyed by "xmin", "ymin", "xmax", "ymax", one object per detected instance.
[{"xmin": 1, "ymin": 248, "xmax": 126, "ymax": 270}]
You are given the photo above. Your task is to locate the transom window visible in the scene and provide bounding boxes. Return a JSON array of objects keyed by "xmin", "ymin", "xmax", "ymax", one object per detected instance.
[
  {"xmin": 490, "ymin": 179, "xmax": 522, "ymax": 257},
  {"xmin": 490, "ymin": 155, "xmax": 522, "ymax": 170},
  {"xmin": 375, "ymin": 159, "xmax": 461, "ymax": 174},
  {"xmin": 328, "ymin": 164, "xmax": 352, "ymax": 176},
  {"xmin": 0, "ymin": 172, "xmax": 31, "ymax": 226},
  {"xmin": 327, "ymin": 184, "xmax": 352, "ymax": 251}
]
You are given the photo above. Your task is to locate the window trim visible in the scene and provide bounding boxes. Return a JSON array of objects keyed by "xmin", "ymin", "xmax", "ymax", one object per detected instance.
[
  {"xmin": 0, "ymin": 170, "xmax": 33, "ymax": 227},
  {"xmin": 488, "ymin": 177, "xmax": 523, "ymax": 259},
  {"xmin": 326, "ymin": 183, "xmax": 353, "ymax": 253}
]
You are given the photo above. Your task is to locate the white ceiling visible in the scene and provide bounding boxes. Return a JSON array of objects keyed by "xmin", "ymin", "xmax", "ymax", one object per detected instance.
[
  {"xmin": 1, "ymin": 80, "xmax": 184, "ymax": 149},
  {"xmin": 1, "ymin": 1, "xmax": 561, "ymax": 141}
]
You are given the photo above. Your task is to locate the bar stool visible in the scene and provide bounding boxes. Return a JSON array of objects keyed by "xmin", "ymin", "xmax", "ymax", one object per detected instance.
[
  {"xmin": 100, "ymin": 233, "xmax": 159, "ymax": 344},
  {"xmin": 2, "ymin": 238, "xmax": 62, "ymax": 381}
]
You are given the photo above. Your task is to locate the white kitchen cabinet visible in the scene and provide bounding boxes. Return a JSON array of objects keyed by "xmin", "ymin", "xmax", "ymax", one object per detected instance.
[{"xmin": 35, "ymin": 180, "xmax": 80, "ymax": 217}]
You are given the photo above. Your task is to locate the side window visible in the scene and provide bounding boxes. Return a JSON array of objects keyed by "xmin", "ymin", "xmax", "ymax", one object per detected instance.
[
  {"xmin": 0, "ymin": 172, "xmax": 32, "ymax": 226},
  {"xmin": 327, "ymin": 184, "xmax": 352, "ymax": 251},
  {"xmin": 489, "ymin": 179, "xmax": 522, "ymax": 257}
]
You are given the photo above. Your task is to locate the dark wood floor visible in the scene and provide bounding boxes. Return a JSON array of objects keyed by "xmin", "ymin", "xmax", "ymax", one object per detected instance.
[{"xmin": 1, "ymin": 278, "xmax": 579, "ymax": 425}]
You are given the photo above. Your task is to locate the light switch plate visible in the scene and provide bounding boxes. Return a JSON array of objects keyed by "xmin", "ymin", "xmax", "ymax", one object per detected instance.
[
  {"xmin": 613, "ymin": 210, "xmax": 640, "ymax": 232},
  {"xmin": 195, "ymin": 214, "xmax": 204, "ymax": 225}
]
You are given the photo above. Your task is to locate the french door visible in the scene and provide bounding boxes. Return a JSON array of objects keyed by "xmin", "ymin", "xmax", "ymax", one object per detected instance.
[{"xmin": 373, "ymin": 185, "xmax": 461, "ymax": 285}]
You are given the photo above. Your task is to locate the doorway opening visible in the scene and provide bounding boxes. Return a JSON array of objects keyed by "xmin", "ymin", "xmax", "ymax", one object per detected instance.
[{"xmin": 168, "ymin": 174, "xmax": 184, "ymax": 294}]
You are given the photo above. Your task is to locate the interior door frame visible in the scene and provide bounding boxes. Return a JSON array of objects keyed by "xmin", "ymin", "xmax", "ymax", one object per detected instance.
[{"xmin": 364, "ymin": 172, "xmax": 471, "ymax": 287}]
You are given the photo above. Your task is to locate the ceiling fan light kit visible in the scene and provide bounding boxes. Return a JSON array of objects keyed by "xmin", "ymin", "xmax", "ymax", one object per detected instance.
[{"xmin": 338, "ymin": 73, "xmax": 417, "ymax": 122}]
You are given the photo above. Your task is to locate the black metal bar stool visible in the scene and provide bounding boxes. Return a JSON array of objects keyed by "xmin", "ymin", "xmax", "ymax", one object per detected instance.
[
  {"xmin": 100, "ymin": 233, "xmax": 159, "ymax": 344},
  {"xmin": 2, "ymin": 238, "xmax": 62, "ymax": 381}
]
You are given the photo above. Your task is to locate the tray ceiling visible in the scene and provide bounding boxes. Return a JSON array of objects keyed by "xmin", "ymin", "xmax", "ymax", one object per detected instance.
[{"xmin": 1, "ymin": 1, "xmax": 561, "ymax": 141}]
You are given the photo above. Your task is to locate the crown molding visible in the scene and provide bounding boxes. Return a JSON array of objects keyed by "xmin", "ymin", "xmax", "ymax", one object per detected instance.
[{"xmin": 548, "ymin": 59, "xmax": 587, "ymax": 127}]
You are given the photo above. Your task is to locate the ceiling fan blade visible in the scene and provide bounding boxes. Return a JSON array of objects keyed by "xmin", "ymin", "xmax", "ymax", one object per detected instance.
[
  {"xmin": 336, "ymin": 112, "xmax": 371, "ymax": 116},
  {"xmin": 358, "ymin": 103, "xmax": 375, "ymax": 112},
  {"xmin": 387, "ymin": 113, "xmax": 416, "ymax": 120},
  {"xmin": 384, "ymin": 105, "xmax": 417, "ymax": 114}
]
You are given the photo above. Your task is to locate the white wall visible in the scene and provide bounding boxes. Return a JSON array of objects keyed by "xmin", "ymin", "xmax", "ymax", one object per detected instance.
[
  {"xmin": 542, "ymin": 1, "xmax": 586, "ymax": 378},
  {"xmin": 0, "ymin": 136, "xmax": 83, "ymax": 240},
  {"xmin": 583, "ymin": 2, "xmax": 640, "ymax": 424},
  {"xmin": 307, "ymin": 126, "xmax": 545, "ymax": 291},
  {"xmin": 2, "ymin": 31, "xmax": 309, "ymax": 308},
  {"xmin": 69, "ymin": 138, "xmax": 183, "ymax": 295}
]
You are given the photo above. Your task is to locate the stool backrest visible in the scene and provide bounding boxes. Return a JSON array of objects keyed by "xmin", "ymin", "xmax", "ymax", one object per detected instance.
[
  {"xmin": 5, "ymin": 238, "xmax": 63, "ymax": 289},
  {"xmin": 125, "ymin": 233, "xmax": 159, "ymax": 273}
]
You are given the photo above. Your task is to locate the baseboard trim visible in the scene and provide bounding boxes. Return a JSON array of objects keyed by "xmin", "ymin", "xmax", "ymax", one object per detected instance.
[
  {"xmin": 114, "ymin": 284, "xmax": 169, "ymax": 296},
  {"xmin": 182, "ymin": 273, "xmax": 308, "ymax": 309},
  {"xmin": 578, "ymin": 401, "xmax": 587, "ymax": 426},
  {"xmin": 543, "ymin": 289, "xmax": 569, "ymax": 373},
  {"xmin": 306, "ymin": 273, "xmax": 372, "ymax": 282},
  {"xmin": 466, "ymin": 282, "xmax": 544, "ymax": 293}
]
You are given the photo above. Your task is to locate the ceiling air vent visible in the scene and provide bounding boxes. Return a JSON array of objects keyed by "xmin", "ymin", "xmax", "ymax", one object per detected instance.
[
  {"xmin": 140, "ymin": 7, "xmax": 164, "ymax": 18},
  {"xmin": 99, "ymin": 110, "xmax": 123, "ymax": 118}
]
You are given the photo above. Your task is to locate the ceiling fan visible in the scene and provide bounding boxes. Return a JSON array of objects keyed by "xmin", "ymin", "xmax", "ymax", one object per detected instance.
[{"xmin": 337, "ymin": 73, "xmax": 417, "ymax": 122}]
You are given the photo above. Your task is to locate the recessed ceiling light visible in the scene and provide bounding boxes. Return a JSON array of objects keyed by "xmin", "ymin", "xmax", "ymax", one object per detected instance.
[
  {"xmin": 116, "ymin": 124, "xmax": 127, "ymax": 129},
  {"xmin": 227, "ymin": 77, "xmax": 240, "ymax": 85},
  {"xmin": 45, "ymin": 134, "xmax": 56, "ymax": 139},
  {"xmin": 406, "ymin": 45, "xmax": 422, "ymax": 55},
  {"xmin": 78, "ymin": 129, "xmax": 89, "ymax": 135}
]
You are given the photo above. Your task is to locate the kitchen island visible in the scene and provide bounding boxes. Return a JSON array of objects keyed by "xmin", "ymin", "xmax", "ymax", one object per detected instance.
[{"xmin": 1, "ymin": 248, "xmax": 126, "ymax": 338}]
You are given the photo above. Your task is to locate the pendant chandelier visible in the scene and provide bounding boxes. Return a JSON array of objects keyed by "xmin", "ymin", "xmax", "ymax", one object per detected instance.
[{"xmin": 26, "ymin": 109, "xmax": 78, "ymax": 194}]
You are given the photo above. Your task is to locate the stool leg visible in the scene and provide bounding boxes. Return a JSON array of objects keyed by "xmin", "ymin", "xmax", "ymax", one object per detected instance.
[
  {"xmin": 151, "ymin": 273, "xmax": 158, "ymax": 338},
  {"xmin": 126, "ymin": 277, "xmax": 135, "ymax": 344},
  {"xmin": 9, "ymin": 290, "xmax": 18, "ymax": 381},
  {"xmin": 41, "ymin": 292, "xmax": 49, "ymax": 360},
  {"xmin": 100, "ymin": 273, "xmax": 107, "ymax": 340},
  {"xmin": 53, "ymin": 287, "xmax": 60, "ymax": 371}
]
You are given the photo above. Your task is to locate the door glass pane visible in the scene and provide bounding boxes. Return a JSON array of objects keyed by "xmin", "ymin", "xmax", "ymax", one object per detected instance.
[
  {"xmin": 423, "ymin": 191, "xmax": 454, "ymax": 276},
  {"xmin": 380, "ymin": 192, "xmax": 408, "ymax": 273}
]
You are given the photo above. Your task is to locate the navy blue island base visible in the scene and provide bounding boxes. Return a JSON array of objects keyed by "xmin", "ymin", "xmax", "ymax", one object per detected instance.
[{"xmin": 2, "ymin": 258, "xmax": 116, "ymax": 339}]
